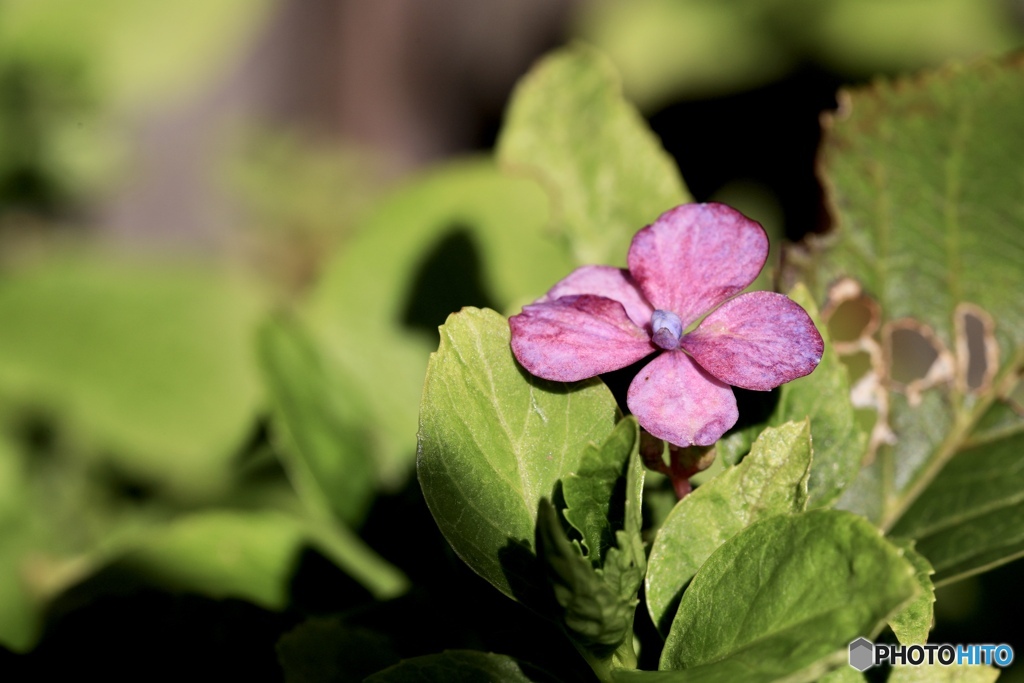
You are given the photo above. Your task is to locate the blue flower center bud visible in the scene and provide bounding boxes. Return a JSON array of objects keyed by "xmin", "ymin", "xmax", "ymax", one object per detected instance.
[{"xmin": 651, "ymin": 309, "xmax": 683, "ymax": 350}]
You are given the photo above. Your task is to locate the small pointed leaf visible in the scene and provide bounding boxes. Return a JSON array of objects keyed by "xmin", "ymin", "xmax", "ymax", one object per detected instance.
[
  {"xmin": 887, "ymin": 540, "xmax": 935, "ymax": 645},
  {"xmin": 562, "ymin": 417, "xmax": 639, "ymax": 564}
]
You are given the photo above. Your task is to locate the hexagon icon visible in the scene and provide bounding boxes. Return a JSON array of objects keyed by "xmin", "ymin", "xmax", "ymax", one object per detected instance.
[{"xmin": 849, "ymin": 638, "xmax": 874, "ymax": 671}]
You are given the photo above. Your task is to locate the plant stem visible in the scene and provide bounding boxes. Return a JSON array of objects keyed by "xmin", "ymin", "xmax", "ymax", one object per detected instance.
[{"xmin": 571, "ymin": 630, "xmax": 637, "ymax": 683}]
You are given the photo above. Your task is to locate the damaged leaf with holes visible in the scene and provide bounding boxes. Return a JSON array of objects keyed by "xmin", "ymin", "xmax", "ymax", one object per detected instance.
[{"xmin": 804, "ymin": 56, "xmax": 1024, "ymax": 579}]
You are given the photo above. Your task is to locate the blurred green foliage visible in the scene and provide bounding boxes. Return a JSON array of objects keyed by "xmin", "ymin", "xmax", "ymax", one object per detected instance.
[
  {"xmin": 1, "ymin": 0, "xmax": 1023, "ymax": 678},
  {"xmin": 0, "ymin": 0, "xmax": 274, "ymax": 211},
  {"xmin": 0, "ymin": 254, "xmax": 264, "ymax": 495},
  {"xmin": 223, "ymin": 130, "xmax": 391, "ymax": 293},
  {"xmin": 575, "ymin": 0, "xmax": 1024, "ymax": 108}
]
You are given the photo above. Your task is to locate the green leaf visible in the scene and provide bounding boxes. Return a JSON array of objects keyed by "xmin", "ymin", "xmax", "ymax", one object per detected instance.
[
  {"xmin": 0, "ymin": 437, "xmax": 38, "ymax": 652},
  {"xmin": 0, "ymin": 253, "xmax": 263, "ymax": 499},
  {"xmin": 113, "ymin": 510, "xmax": 310, "ymax": 608},
  {"xmin": 646, "ymin": 421, "xmax": 812, "ymax": 633},
  {"xmin": 776, "ymin": 284, "xmax": 867, "ymax": 507},
  {"xmin": 497, "ymin": 45, "xmax": 690, "ymax": 266},
  {"xmin": 888, "ymin": 663, "xmax": 1001, "ymax": 683},
  {"xmin": 276, "ymin": 617, "xmax": 398, "ymax": 683},
  {"xmin": 819, "ymin": 668, "xmax": 869, "ymax": 683},
  {"xmin": 806, "ymin": 57, "xmax": 1024, "ymax": 533},
  {"xmin": 660, "ymin": 510, "xmax": 918, "ymax": 679},
  {"xmin": 562, "ymin": 417, "xmax": 639, "ymax": 564},
  {"xmin": 611, "ymin": 656, "xmax": 861, "ymax": 683},
  {"xmin": 417, "ymin": 307, "xmax": 619, "ymax": 603},
  {"xmin": 536, "ymin": 499, "xmax": 636, "ymax": 653},
  {"xmin": 541, "ymin": 418, "xmax": 646, "ymax": 674},
  {"xmin": 312, "ymin": 159, "xmax": 573, "ymax": 487},
  {"xmin": 0, "ymin": 546, "xmax": 38, "ymax": 653},
  {"xmin": 891, "ymin": 429, "xmax": 1024, "ymax": 585},
  {"xmin": 257, "ymin": 315, "xmax": 375, "ymax": 526},
  {"xmin": 365, "ymin": 650, "xmax": 557, "ymax": 683},
  {"xmin": 113, "ymin": 509, "xmax": 407, "ymax": 607},
  {"xmin": 887, "ymin": 540, "xmax": 935, "ymax": 645}
]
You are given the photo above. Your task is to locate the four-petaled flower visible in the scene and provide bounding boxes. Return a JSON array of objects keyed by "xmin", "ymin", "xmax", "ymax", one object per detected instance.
[{"xmin": 509, "ymin": 203, "xmax": 824, "ymax": 447}]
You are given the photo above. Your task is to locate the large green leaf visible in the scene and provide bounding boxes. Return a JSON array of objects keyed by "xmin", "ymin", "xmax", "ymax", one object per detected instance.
[
  {"xmin": 497, "ymin": 45, "xmax": 689, "ymax": 266},
  {"xmin": 417, "ymin": 307, "xmax": 619, "ymax": 604},
  {"xmin": 645, "ymin": 421, "xmax": 812, "ymax": 634},
  {"xmin": 311, "ymin": 159, "xmax": 572, "ymax": 487},
  {"xmin": 257, "ymin": 315, "xmax": 375, "ymax": 526},
  {"xmin": 365, "ymin": 651, "xmax": 557, "ymax": 683},
  {"xmin": 612, "ymin": 659, "xmax": 854, "ymax": 683},
  {"xmin": 0, "ymin": 253, "xmax": 263, "ymax": 498},
  {"xmin": 808, "ymin": 57, "xmax": 1024, "ymax": 538},
  {"xmin": 660, "ymin": 510, "xmax": 918, "ymax": 679},
  {"xmin": 891, "ymin": 429, "xmax": 1024, "ymax": 585}
]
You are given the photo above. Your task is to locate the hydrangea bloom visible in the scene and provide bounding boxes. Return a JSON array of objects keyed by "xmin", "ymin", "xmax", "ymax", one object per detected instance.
[{"xmin": 509, "ymin": 203, "xmax": 823, "ymax": 447}]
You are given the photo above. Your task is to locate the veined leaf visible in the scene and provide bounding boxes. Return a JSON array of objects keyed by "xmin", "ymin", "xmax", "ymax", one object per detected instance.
[
  {"xmin": 660, "ymin": 511, "xmax": 917, "ymax": 679},
  {"xmin": 645, "ymin": 421, "xmax": 812, "ymax": 634},
  {"xmin": 891, "ymin": 430, "xmax": 1024, "ymax": 585}
]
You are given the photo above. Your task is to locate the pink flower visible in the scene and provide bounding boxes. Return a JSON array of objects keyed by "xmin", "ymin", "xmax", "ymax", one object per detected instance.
[{"xmin": 509, "ymin": 203, "xmax": 823, "ymax": 447}]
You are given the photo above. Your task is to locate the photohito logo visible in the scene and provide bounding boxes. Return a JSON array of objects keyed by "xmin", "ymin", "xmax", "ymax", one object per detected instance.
[{"xmin": 849, "ymin": 638, "xmax": 1015, "ymax": 671}]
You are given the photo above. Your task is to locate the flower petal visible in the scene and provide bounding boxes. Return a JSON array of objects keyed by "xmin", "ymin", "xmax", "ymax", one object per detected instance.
[
  {"xmin": 626, "ymin": 351, "xmax": 738, "ymax": 447},
  {"xmin": 627, "ymin": 203, "xmax": 768, "ymax": 326},
  {"xmin": 540, "ymin": 265, "xmax": 653, "ymax": 328},
  {"xmin": 680, "ymin": 291, "xmax": 824, "ymax": 391},
  {"xmin": 510, "ymin": 295, "xmax": 654, "ymax": 382}
]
